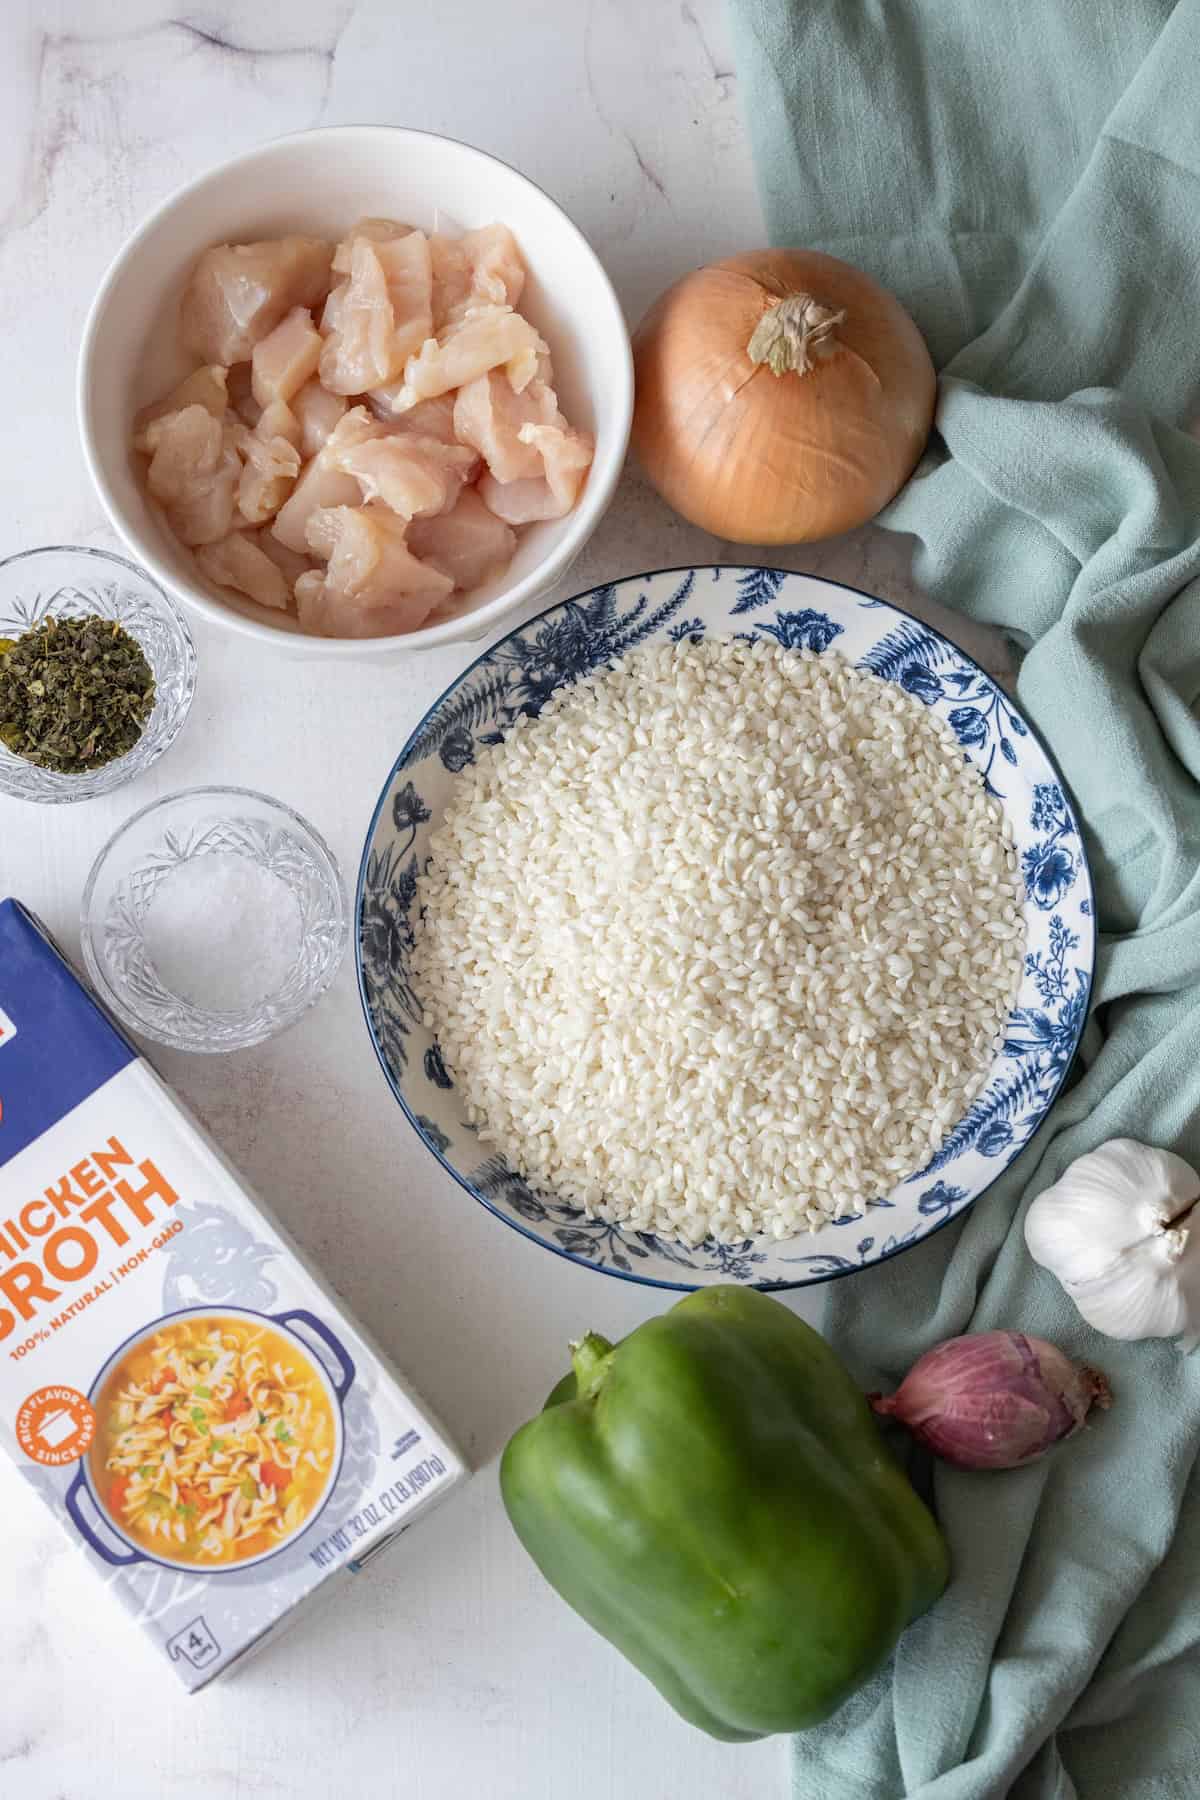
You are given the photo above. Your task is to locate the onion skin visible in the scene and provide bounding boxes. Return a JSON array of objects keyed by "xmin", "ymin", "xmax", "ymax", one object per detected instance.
[
  {"xmin": 870, "ymin": 1331, "xmax": 1112, "ymax": 1471},
  {"xmin": 631, "ymin": 249, "xmax": 936, "ymax": 544}
]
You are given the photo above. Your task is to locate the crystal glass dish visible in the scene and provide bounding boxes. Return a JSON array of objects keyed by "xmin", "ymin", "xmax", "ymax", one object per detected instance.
[
  {"xmin": 0, "ymin": 545, "xmax": 196, "ymax": 803},
  {"xmin": 81, "ymin": 786, "xmax": 349, "ymax": 1053}
]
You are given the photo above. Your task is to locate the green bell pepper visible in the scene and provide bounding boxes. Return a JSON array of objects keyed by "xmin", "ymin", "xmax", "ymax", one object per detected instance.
[{"xmin": 500, "ymin": 1286, "xmax": 948, "ymax": 1741}]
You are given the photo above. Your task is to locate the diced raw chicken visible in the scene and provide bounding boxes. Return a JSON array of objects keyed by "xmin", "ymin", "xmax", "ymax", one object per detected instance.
[
  {"xmin": 272, "ymin": 458, "xmax": 362, "ymax": 552},
  {"xmin": 226, "ymin": 363, "xmax": 260, "ymax": 428},
  {"xmin": 296, "ymin": 584, "xmax": 443, "ymax": 640},
  {"xmin": 195, "ymin": 531, "xmax": 291, "ymax": 611},
  {"xmin": 135, "ymin": 219, "xmax": 592, "ymax": 631},
  {"xmin": 303, "ymin": 508, "xmax": 348, "ymax": 560},
  {"xmin": 318, "ymin": 242, "xmax": 391, "ymax": 391},
  {"xmin": 461, "ymin": 224, "xmax": 526, "ymax": 311},
  {"xmin": 524, "ymin": 422, "xmax": 594, "ymax": 507},
  {"xmin": 331, "ymin": 433, "xmax": 478, "ymax": 520},
  {"xmin": 479, "ymin": 423, "xmax": 594, "ymax": 523},
  {"xmin": 294, "ymin": 568, "xmax": 328, "ymax": 613},
  {"xmin": 256, "ymin": 398, "xmax": 300, "ymax": 448},
  {"xmin": 453, "ymin": 371, "xmax": 563, "ymax": 482},
  {"xmin": 270, "ymin": 406, "xmax": 389, "ymax": 552},
  {"xmin": 271, "ymin": 462, "xmax": 359, "ymax": 553},
  {"xmin": 251, "ymin": 307, "xmax": 322, "ymax": 407},
  {"xmin": 428, "ymin": 235, "xmax": 472, "ymax": 330},
  {"xmin": 331, "ymin": 218, "xmax": 413, "ymax": 275},
  {"xmin": 254, "ymin": 528, "xmax": 317, "ymax": 588},
  {"xmin": 233, "ymin": 422, "xmax": 301, "ymax": 525},
  {"xmin": 134, "ymin": 365, "xmax": 228, "ymax": 443},
  {"xmin": 292, "ymin": 379, "xmax": 348, "ymax": 457},
  {"xmin": 430, "ymin": 225, "xmax": 526, "ymax": 329},
  {"xmin": 298, "ymin": 504, "xmax": 453, "ymax": 638},
  {"xmin": 366, "ymin": 387, "xmax": 457, "ymax": 436},
  {"xmin": 375, "ymin": 234, "xmax": 434, "ymax": 362},
  {"xmin": 388, "ymin": 306, "xmax": 548, "ymax": 412},
  {"xmin": 180, "ymin": 236, "xmax": 333, "ymax": 365},
  {"xmin": 319, "ymin": 235, "xmax": 433, "ymax": 394},
  {"xmin": 144, "ymin": 405, "xmax": 240, "ymax": 545},
  {"xmin": 407, "ymin": 487, "xmax": 517, "ymax": 591},
  {"xmin": 321, "ymin": 282, "xmax": 347, "ymax": 336}
]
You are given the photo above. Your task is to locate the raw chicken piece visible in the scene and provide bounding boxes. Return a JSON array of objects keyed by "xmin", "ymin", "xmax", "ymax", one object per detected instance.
[
  {"xmin": 331, "ymin": 218, "xmax": 413, "ymax": 274},
  {"xmin": 375, "ymin": 234, "xmax": 434, "ymax": 362},
  {"xmin": 459, "ymin": 224, "xmax": 526, "ymax": 312},
  {"xmin": 233, "ymin": 421, "xmax": 301, "ymax": 525},
  {"xmin": 428, "ymin": 235, "xmax": 472, "ymax": 330},
  {"xmin": 430, "ymin": 225, "xmax": 526, "ymax": 329},
  {"xmin": 256, "ymin": 398, "xmax": 300, "ymax": 448},
  {"xmin": 292, "ymin": 380, "xmax": 348, "ymax": 457},
  {"xmin": 366, "ymin": 387, "xmax": 457, "ymax": 436},
  {"xmin": 453, "ymin": 371, "xmax": 563, "ymax": 482},
  {"xmin": 134, "ymin": 365, "xmax": 228, "ymax": 443},
  {"xmin": 523, "ymin": 422, "xmax": 594, "ymax": 507},
  {"xmin": 318, "ymin": 241, "xmax": 392, "ymax": 391},
  {"xmin": 388, "ymin": 306, "xmax": 548, "ymax": 412},
  {"xmin": 195, "ymin": 531, "xmax": 290, "ymax": 611},
  {"xmin": 299, "ymin": 504, "xmax": 453, "ymax": 638},
  {"xmin": 253, "ymin": 527, "xmax": 317, "ymax": 589},
  {"xmin": 296, "ymin": 583, "xmax": 442, "ymax": 639},
  {"xmin": 479, "ymin": 423, "xmax": 594, "ymax": 523},
  {"xmin": 331, "ymin": 433, "xmax": 478, "ymax": 520},
  {"xmin": 226, "ymin": 363, "xmax": 261, "ymax": 428},
  {"xmin": 321, "ymin": 281, "xmax": 347, "ymax": 336},
  {"xmin": 251, "ymin": 307, "xmax": 322, "ymax": 407},
  {"xmin": 319, "ymin": 235, "xmax": 433, "ymax": 394},
  {"xmin": 407, "ymin": 487, "xmax": 517, "ymax": 591},
  {"xmin": 144, "ymin": 405, "xmax": 241, "ymax": 545},
  {"xmin": 270, "ymin": 406, "xmax": 389, "ymax": 552},
  {"xmin": 180, "ymin": 236, "xmax": 333, "ymax": 365},
  {"xmin": 294, "ymin": 569, "xmax": 327, "ymax": 613},
  {"xmin": 271, "ymin": 458, "xmax": 361, "ymax": 552}
]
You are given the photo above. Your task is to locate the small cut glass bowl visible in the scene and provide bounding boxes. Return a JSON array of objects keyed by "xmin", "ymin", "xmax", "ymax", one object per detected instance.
[
  {"xmin": 81, "ymin": 786, "xmax": 349, "ymax": 1053},
  {"xmin": 0, "ymin": 544, "xmax": 196, "ymax": 803}
]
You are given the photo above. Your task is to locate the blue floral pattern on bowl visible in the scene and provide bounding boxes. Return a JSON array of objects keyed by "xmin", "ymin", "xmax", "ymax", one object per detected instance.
[{"xmin": 356, "ymin": 567, "xmax": 1095, "ymax": 1291}]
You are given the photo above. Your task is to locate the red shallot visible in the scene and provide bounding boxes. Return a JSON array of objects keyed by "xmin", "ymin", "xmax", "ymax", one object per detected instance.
[{"xmin": 870, "ymin": 1331, "xmax": 1111, "ymax": 1470}]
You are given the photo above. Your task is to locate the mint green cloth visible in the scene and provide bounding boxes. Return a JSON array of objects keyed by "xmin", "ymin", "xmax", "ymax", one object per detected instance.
[{"xmin": 728, "ymin": 3, "xmax": 1200, "ymax": 1795}]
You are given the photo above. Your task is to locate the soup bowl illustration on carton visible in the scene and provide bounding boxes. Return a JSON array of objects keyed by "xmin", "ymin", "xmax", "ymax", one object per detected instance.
[{"xmin": 65, "ymin": 1305, "xmax": 354, "ymax": 1572}]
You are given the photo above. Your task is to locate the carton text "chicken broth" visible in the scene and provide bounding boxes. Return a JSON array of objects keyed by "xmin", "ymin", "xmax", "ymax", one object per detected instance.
[{"xmin": 0, "ymin": 898, "xmax": 466, "ymax": 1689}]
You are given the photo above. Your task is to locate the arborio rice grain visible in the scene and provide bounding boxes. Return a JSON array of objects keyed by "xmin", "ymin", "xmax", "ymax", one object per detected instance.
[{"xmin": 412, "ymin": 637, "xmax": 1026, "ymax": 1245}]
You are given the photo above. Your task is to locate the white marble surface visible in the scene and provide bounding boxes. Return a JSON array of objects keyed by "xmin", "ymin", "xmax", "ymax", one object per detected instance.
[{"xmin": 0, "ymin": 6, "xmax": 1008, "ymax": 1796}]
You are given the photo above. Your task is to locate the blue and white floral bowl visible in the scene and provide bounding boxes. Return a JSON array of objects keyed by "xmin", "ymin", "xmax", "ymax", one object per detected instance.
[{"xmin": 356, "ymin": 567, "xmax": 1094, "ymax": 1290}]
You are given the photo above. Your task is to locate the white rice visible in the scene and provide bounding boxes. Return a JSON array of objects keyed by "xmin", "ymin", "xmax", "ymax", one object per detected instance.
[{"xmin": 412, "ymin": 637, "xmax": 1026, "ymax": 1245}]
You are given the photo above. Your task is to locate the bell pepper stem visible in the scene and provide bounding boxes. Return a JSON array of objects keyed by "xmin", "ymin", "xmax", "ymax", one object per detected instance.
[{"xmin": 570, "ymin": 1332, "xmax": 616, "ymax": 1397}]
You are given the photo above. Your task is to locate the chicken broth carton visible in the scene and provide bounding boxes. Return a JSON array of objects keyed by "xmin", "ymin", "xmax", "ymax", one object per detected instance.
[{"xmin": 0, "ymin": 898, "xmax": 466, "ymax": 1689}]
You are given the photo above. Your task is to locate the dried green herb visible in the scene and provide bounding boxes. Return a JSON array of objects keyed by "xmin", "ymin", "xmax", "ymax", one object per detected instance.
[{"xmin": 0, "ymin": 614, "xmax": 155, "ymax": 773}]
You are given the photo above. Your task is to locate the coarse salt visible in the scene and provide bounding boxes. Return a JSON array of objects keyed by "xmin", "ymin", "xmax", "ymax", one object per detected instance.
[{"xmin": 143, "ymin": 853, "xmax": 302, "ymax": 1012}]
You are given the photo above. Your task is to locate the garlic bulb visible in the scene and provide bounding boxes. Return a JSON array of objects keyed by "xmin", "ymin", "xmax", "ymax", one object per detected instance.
[{"xmin": 1025, "ymin": 1139, "xmax": 1200, "ymax": 1349}]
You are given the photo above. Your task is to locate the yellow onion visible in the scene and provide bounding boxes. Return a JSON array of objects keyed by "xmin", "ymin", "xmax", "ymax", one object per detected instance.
[
  {"xmin": 870, "ymin": 1331, "xmax": 1112, "ymax": 1470},
  {"xmin": 631, "ymin": 249, "xmax": 936, "ymax": 544}
]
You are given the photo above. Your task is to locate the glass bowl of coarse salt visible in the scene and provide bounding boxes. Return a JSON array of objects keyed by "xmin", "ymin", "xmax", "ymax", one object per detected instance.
[{"xmin": 81, "ymin": 786, "xmax": 348, "ymax": 1052}]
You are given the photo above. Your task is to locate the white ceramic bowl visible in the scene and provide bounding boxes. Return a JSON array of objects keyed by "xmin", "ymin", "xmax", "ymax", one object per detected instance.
[{"xmin": 78, "ymin": 126, "xmax": 633, "ymax": 659}]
